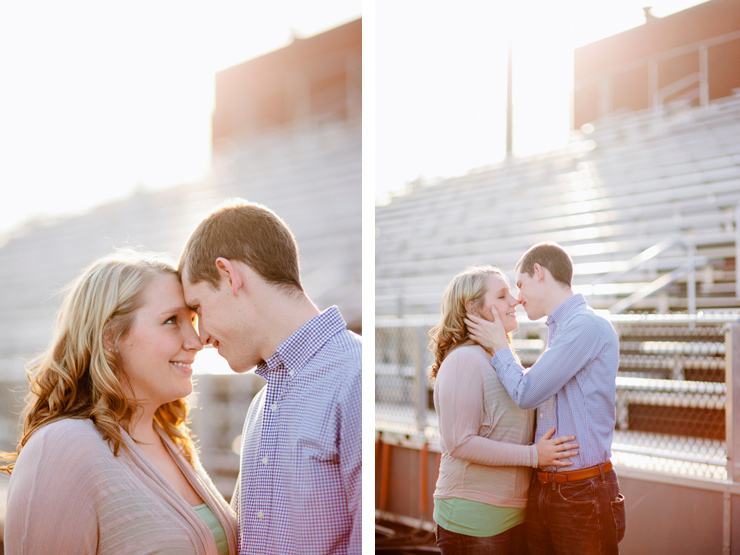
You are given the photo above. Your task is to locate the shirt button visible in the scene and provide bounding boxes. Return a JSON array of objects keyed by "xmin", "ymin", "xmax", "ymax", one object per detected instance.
[
  {"xmin": 262, "ymin": 456, "xmax": 268, "ymax": 465},
  {"xmin": 271, "ymin": 403, "xmax": 278, "ymax": 411},
  {"xmin": 289, "ymin": 370, "xmax": 294, "ymax": 376},
  {"xmin": 257, "ymin": 511, "xmax": 264, "ymax": 520}
]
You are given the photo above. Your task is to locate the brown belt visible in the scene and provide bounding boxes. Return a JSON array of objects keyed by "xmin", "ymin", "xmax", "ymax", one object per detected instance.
[{"xmin": 536, "ymin": 461, "xmax": 613, "ymax": 484}]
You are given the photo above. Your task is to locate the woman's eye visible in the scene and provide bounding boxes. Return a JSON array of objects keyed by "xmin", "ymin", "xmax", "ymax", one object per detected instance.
[{"xmin": 165, "ymin": 316, "xmax": 177, "ymax": 325}]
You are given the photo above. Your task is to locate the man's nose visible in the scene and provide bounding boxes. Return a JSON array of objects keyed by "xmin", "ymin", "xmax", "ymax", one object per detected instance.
[{"xmin": 197, "ymin": 325, "xmax": 212, "ymax": 346}]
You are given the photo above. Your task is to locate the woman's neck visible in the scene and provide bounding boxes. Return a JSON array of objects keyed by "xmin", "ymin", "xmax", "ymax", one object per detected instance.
[{"xmin": 128, "ymin": 404, "xmax": 159, "ymax": 445}]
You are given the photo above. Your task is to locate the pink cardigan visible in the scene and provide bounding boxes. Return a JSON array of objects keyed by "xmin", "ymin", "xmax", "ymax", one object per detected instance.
[
  {"xmin": 433, "ymin": 343, "xmax": 537, "ymax": 508},
  {"xmin": 5, "ymin": 418, "xmax": 238, "ymax": 554}
]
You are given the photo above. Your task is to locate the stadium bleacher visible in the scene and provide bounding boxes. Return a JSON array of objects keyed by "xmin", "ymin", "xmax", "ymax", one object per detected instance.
[
  {"xmin": 0, "ymin": 18, "xmax": 362, "ymax": 551},
  {"xmin": 0, "ymin": 117, "xmax": 361, "ymax": 506},
  {"xmin": 375, "ymin": 93, "xmax": 740, "ymax": 490},
  {"xmin": 376, "ymin": 93, "xmax": 740, "ymax": 317},
  {"xmin": 0, "ymin": 118, "xmax": 360, "ymax": 381},
  {"xmin": 375, "ymin": 5, "xmax": 740, "ymax": 550}
]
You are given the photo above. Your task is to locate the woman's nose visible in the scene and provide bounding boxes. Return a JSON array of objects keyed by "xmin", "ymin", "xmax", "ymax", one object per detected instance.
[{"xmin": 184, "ymin": 324, "xmax": 205, "ymax": 351}]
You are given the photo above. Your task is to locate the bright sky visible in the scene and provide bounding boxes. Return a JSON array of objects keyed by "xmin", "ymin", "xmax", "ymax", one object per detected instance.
[
  {"xmin": 0, "ymin": 1, "xmax": 361, "ymax": 237},
  {"xmin": 375, "ymin": 0, "xmax": 708, "ymax": 204}
]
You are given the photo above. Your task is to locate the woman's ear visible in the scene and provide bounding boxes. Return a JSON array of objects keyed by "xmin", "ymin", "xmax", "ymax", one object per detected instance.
[
  {"xmin": 466, "ymin": 301, "xmax": 478, "ymax": 316},
  {"xmin": 102, "ymin": 327, "xmax": 117, "ymax": 354}
]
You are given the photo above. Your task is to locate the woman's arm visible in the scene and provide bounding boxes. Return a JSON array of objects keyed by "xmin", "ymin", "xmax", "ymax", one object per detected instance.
[
  {"xmin": 5, "ymin": 421, "xmax": 99, "ymax": 554},
  {"xmin": 436, "ymin": 349, "xmax": 577, "ymax": 468},
  {"xmin": 436, "ymin": 349, "xmax": 538, "ymax": 467}
]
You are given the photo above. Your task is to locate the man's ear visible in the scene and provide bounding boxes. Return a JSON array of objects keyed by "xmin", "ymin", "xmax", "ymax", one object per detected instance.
[
  {"xmin": 215, "ymin": 258, "xmax": 243, "ymax": 296},
  {"xmin": 533, "ymin": 263, "xmax": 546, "ymax": 282}
]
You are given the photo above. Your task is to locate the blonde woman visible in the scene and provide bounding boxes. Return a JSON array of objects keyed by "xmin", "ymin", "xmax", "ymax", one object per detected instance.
[
  {"xmin": 430, "ymin": 266, "xmax": 578, "ymax": 554},
  {"xmin": 1, "ymin": 250, "xmax": 237, "ymax": 554}
]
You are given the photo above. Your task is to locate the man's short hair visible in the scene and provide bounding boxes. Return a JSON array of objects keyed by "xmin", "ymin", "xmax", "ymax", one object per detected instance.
[
  {"xmin": 179, "ymin": 199, "xmax": 303, "ymax": 293},
  {"xmin": 515, "ymin": 242, "xmax": 573, "ymax": 287}
]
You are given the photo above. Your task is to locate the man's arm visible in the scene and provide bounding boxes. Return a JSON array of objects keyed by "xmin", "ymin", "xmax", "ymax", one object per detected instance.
[
  {"xmin": 467, "ymin": 311, "xmax": 607, "ymax": 408},
  {"xmin": 339, "ymin": 370, "xmax": 362, "ymax": 554}
]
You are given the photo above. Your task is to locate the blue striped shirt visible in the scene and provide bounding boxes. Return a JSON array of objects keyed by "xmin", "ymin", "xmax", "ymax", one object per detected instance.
[
  {"xmin": 491, "ymin": 294, "xmax": 619, "ymax": 471},
  {"xmin": 233, "ymin": 306, "xmax": 362, "ymax": 554}
]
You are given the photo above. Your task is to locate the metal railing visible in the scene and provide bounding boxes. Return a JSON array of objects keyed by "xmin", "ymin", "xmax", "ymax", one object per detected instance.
[
  {"xmin": 376, "ymin": 313, "xmax": 740, "ymax": 481},
  {"xmin": 582, "ymin": 234, "xmax": 739, "ymax": 314},
  {"xmin": 575, "ymin": 28, "xmax": 740, "ymax": 116}
]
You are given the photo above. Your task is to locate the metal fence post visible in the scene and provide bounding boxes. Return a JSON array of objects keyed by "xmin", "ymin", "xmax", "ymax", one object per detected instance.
[
  {"xmin": 687, "ymin": 242, "xmax": 696, "ymax": 314},
  {"xmin": 736, "ymin": 204, "xmax": 740, "ymax": 298},
  {"xmin": 599, "ymin": 75, "xmax": 612, "ymax": 119},
  {"xmin": 699, "ymin": 44, "xmax": 709, "ymax": 108},
  {"xmin": 648, "ymin": 60, "xmax": 659, "ymax": 109},
  {"xmin": 726, "ymin": 323, "xmax": 740, "ymax": 555},
  {"xmin": 726, "ymin": 323, "xmax": 740, "ymax": 482},
  {"xmin": 414, "ymin": 327, "xmax": 429, "ymax": 433}
]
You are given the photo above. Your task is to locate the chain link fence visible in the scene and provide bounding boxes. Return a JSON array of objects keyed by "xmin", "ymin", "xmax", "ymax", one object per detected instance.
[{"xmin": 376, "ymin": 313, "xmax": 739, "ymax": 481}]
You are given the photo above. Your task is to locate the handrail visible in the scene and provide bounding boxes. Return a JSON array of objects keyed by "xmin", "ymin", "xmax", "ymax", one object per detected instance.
[
  {"xmin": 591, "ymin": 237, "xmax": 684, "ymax": 286},
  {"xmin": 610, "ymin": 256, "xmax": 705, "ymax": 314},
  {"xmin": 586, "ymin": 236, "xmax": 704, "ymax": 314},
  {"xmin": 589, "ymin": 228, "xmax": 740, "ymax": 314},
  {"xmin": 574, "ymin": 28, "xmax": 740, "ymax": 91},
  {"xmin": 657, "ymin": 72, "xmax": 700, "ymax": 105}
]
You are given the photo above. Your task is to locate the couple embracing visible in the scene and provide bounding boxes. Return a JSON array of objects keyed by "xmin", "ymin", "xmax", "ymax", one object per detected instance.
[
  {"xmin": 430, "ymin": 242, "xmax": 626, "ymax": 554},
  {"xmin": 2, "ymin": 199, "xmax": 361, "ymax": 555}
]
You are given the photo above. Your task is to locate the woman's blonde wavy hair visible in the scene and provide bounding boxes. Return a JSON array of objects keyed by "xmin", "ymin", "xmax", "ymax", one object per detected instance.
[
  {"xmin": 0, "ymin": 249, "xmax": 198, "ymax": 474},
  {"xmin": 429, "ymin": 265, "xmax": 514, "ymax": 380}
]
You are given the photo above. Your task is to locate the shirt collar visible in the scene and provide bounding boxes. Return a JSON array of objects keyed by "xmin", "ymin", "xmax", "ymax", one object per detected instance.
[
  {"xmin": 256, "ymin": 306, "xmax": 347, "ymax": 378},
  {"xmin": 546, "ymin": 293, "xmax": 586, "ymax": 326}
]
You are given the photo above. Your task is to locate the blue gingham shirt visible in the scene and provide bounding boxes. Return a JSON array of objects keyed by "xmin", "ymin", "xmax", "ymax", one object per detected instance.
[
  {"xmin": 491, "ymin": 294, "xmax": 619, "ymax": 471},
  {"xmin": 232, "ymin": 306, "xmax": 362, "ymax": 554}
]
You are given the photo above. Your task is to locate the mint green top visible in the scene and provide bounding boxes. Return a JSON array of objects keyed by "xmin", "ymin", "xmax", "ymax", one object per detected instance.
[
  {"xmin": 433, "ymin": 497, "xmax": 525, "ymax": 537},
  {"xmin": 193, "ymin": 503, "xmax": 229, "ymax": 555}
]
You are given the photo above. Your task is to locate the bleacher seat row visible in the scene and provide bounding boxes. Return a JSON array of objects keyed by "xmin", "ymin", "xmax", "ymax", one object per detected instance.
[{"xmin": 376, "ymin": 94, "xmax": 740, "ymax": 317}]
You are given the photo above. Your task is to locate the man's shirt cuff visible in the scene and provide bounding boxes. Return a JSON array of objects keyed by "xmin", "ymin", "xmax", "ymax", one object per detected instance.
[{"xmin": 491, "ymin": 347, "xmax": 516, "ymax": 368}]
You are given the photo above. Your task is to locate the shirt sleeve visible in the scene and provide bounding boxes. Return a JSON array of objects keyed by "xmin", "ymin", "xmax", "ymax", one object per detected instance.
[
  {"xmin": 436, "ymin": 349, "xmax": 538, "ymax": 468},
  {"xmin": 491, "ymin": 315, "xmax": 607, "ymax": 409},
  {"xmin": 5, "ymin": 423, "xmax": 99, "ymax": 554},
  {"xmin": 338, "ymin": 370, "xmax": 362, "ymax": 554}
]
